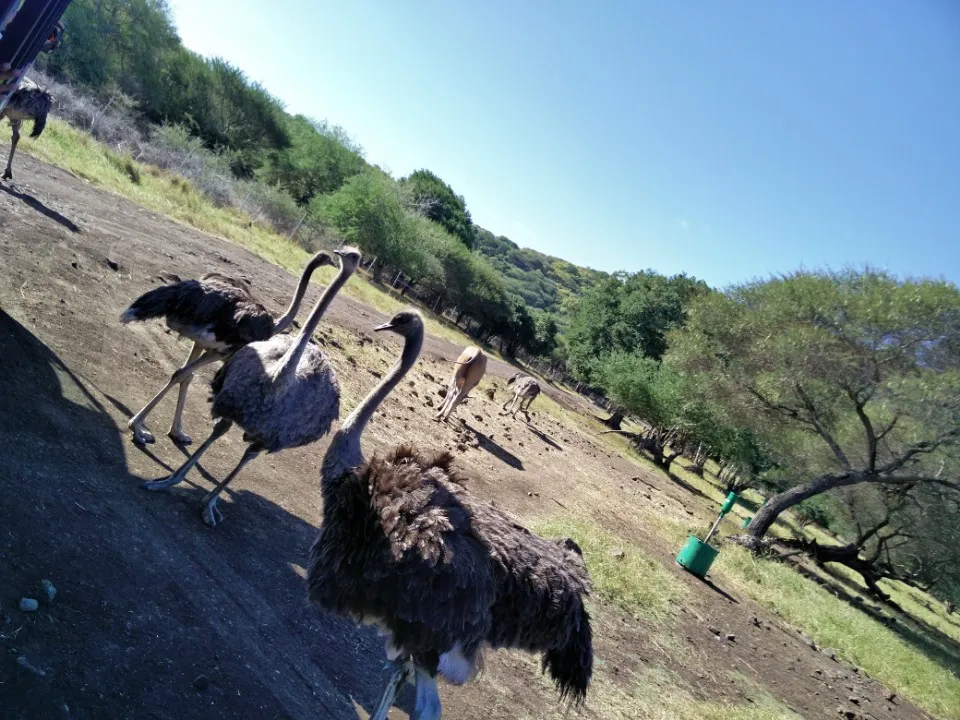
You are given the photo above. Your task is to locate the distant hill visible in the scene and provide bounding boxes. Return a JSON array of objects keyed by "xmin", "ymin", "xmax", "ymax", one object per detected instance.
[{"xmin": 474, "ymin": 227, "xmax": 608, "ymax": 315}]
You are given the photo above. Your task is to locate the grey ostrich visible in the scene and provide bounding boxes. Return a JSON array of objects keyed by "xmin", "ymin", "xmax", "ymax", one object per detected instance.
[
  {"xmin": 142, "ymin": 247, "xmax": 361, "ymax": 527},
  {"xmin": 308, "ymin": 309, "xmax": 593, "ymax": 720},
  {"xmin": 501, "ymin": 372, "xmax": 541, "ymax": 420},
  {"xmin": 120, "ymin": 251, "xmax": 334, "ymax": 446},
  {"xmin": 1, "ymin": 77, "xmax": 52, "ymax": 181}
]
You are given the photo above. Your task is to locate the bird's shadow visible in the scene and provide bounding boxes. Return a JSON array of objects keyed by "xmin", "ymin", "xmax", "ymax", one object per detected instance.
[
  {"xmin": 462, "ymin": 422, "xmax": 524, "ymax": 470},
  {"xmin": 97, "ymin": 384, "xmax": 219, "ymax": 483},
  {"xmin": 523, "ymin": 423, "xmax": 563, "ymax": 451},
  {"xmin": 0, "ymin": 182, "xmax": 80, "ymax": 233}
]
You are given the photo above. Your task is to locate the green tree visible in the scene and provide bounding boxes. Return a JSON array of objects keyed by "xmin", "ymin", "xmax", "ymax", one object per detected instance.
[
  {"xmin": 261, "ymin": 116, "xmax": 365, "ymax": 204},
  {"xmin": 402, "ymin": 169, "xmax": 474, "ymax": 248},
  {"xmin": 666, "ymin": 270, "xmax": 960, "ymax": 541},
  {"xmin": 567, "ymin": 271, "xmax": 709, "ymax": 382},
  {"xmin": 314, "ymin": 171, "xmax": 409, "ymax": 281}
]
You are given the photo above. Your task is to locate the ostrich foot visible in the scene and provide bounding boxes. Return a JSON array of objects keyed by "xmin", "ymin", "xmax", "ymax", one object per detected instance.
[
  {"xmin": 168, "ymin": 428, "xmax": 193, "ymax": 445},
  {"xmin": 412, "ymin": 667, "xmax": 442, "ymax": 720},
  {"xmin": 201, "ymin": 497, "xmax": 223, "ymax": 527},
  {"xmin": 2, "ymin": 168, "xmax": 11, "ymax": 181},
  {"xmin": 142, "ymin": 469, "xmax": 189, "ymax": 491},
  {"xmin": 129, "ymin": 421, "xmax": 156, "ymax": 445}
]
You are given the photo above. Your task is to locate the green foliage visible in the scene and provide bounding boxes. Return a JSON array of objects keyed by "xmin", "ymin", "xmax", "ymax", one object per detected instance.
[
  {"xmin": 667, "ymin": 269, "xmax": 960, "ymax": 578},
  {"xmin": 42, "ymin": 0, "xmax": 290, "ymax": 176},
  {"xmin": 474, "ymin": 228, "xmax": 607, "ymax": 315},
  {"xmin": 402, "ymin": 169, "xmax": 474, "ymax": 247},
  {"xmin": 313, "ymin": 170, "xmax": 409, "ymax": 277},
  {"xmin": 261, "ymin": 116, "xmax": 366, "ymax": 204},
  {"xmin": 566, "ymin": 271, "xmax": 709, "ymax": 382}
]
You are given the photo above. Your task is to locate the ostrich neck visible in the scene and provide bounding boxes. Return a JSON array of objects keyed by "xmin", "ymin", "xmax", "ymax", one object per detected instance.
[
  {"xmin": 323, "ymin": 327, "xmax": 423, "ymax": 480},
  {"xmin": 272, "ymin": 256, "xmax": 325, "ymax": 334},
  {"xmin": 272, "ymin": 264, "xmax": 352, "ymax": 383}
]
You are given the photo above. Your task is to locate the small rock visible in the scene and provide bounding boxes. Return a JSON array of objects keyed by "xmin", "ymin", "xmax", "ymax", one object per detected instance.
[
  {"xmin": 708, "ymin": 626, "xmax": 721, "ymax": 636},
  {"xmin": 70, "ymin": 261, "xmax": 79, "ymax": 269},
  {"xmin": 16, "ymin": 656, "xmax": 45, "ymax": 677},
  {"xmin": 193, "ymin": 674, "xmax": 210, "ymax": 691},
  {"xmin": 474, "ymin": 414, "xmax": 483, "ymax": 422},
  {"xmin": 609, "ymin": 548, "xmax": 625, "ymax": 560},
  {"xmin": 368, "ymin": 369, "xmax": 383, "ymax": 378},
  {"xmin": 456, "ymin": 443, "xmax": 467, "ymax": 453},
  {"xmin": 41, "ymin": 580, "xmax": 56, "ymax": 602},
  {"xmin": 822, "ymin": 648, "xmax": 839, "ymax": 661},
  {"xmin": 425, "ymin": 398, "xmax": 434, "ymax": 408},
  {"xmin": 19, "ymin": 598, "xmax": 38, "ymax": 612},
  {"xmin": 106, "ymin": 258, "xmax": 120, "ymax": 271},
  {"xmin": 422, "ymin": 372, "xmax": 435, "ymax": 382},
  {"xmin": 726, "ymin": 634, "xmax": 736, "ymax": 642},
  {"xmin": 438, "ymin": 388, "xmax": 448, "ymax": 398},
  {"xmin": 849, "ymin": 696, "xmax": 860, "ymax": 705}
]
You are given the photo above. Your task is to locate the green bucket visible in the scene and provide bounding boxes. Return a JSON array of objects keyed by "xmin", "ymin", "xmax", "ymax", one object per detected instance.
[{"xmin": 676, "ymin": 535, "xmax": 719, "ymax": 579}]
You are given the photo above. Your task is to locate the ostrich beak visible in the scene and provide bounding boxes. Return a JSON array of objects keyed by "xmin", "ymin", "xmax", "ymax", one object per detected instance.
[
  {"xmin": 374, "ymin": 321, "xmax": 394, "ymax": 332},
  {"xmin": 333, "ymin": 248, "xmax": 344, "ymax": 257}
]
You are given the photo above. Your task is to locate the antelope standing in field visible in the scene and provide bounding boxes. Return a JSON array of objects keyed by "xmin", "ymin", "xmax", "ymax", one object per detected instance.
[
  {"xmin": 434, "ymin": 345, "xmax": 487, "ymax": 422},
  {"xmin": 501, "ymin": 372, "xmax": 541, "ymax": 421}
]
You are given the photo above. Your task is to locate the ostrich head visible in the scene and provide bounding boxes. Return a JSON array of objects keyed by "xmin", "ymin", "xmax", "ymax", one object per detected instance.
[
  {"xmin": 334, "ymin": 246, "xmax": 363, "ymax": 274},
  {"xmin": 306, "ymin": 251, "xmax": 336, "ymax": 271},
  {"xmin": 374, "ymin": 309, "xmax": 424, "ymax": 339},
  {"xmin": 507, "ymin": 372, "xmax": 523, "ymax": 386}
]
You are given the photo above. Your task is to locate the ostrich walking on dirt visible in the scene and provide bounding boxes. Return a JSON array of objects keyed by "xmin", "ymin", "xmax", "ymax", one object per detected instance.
[
  {"xmin": 1, "ymin": 77, "xmax": 52, "ymax": 181},
  {"xmin": 142, "ymin": 247, "xmax": 361, "ymax": 527},
  {"xmin": 308, "ymin": 310, "xmax": 593, "ymax": 720},
  {"xmin": 501, "ymin": 372, "xmax": 541, "ymax": 420},
  {"xmin": 120, "ymin": 251, "xmax": 334, "ymax": 446},
  {"xmin": 434, "ymin": 345, "xmax": 486, "ymax": 422}
]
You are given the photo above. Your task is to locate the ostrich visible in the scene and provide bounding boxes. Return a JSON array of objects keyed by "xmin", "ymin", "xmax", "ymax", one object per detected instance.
[
  {"xmin": 1, "ymin": 77, "xmax": 52, "ymax": 181},
  {"xmin": 142, "ymin": 247, "xmax": 361, "ymax": 527},
  {"xmin": 308, "ymin": 310, "xmax": 593, "ymax": 720},
  {"xmin": 434, "ymin": 345, "xmax": 487, "ymax": 422},
  {"xmin": 501, "ymin": 372, "xmax": 541, "ymax": 421},
  {"xmin": 120, "ymin": 251, "xmax": 334, "ymax": 446}
]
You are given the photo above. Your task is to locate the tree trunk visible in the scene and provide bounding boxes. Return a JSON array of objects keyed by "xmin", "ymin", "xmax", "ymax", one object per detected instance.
[
  {"xmin": 600, "ymin": 411, "xmax": 624, "ymax": 430},
  {"xmin": 747, "ymin": 473, "xmax": 851, "ymax": 539}
]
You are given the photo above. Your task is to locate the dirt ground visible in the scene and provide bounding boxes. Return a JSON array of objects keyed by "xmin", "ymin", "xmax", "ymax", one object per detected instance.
[{"xmin": 0, "ymin": 155, "xmax": 934, "ymax": 719}]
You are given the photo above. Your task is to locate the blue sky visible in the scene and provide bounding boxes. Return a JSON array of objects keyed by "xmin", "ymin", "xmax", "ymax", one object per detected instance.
[{"xmin": 168, "ymin": 1, "xmax": 959, "ymax": 288}]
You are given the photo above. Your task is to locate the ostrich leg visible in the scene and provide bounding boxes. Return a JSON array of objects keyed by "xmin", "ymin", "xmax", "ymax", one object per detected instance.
[
  {"xmin": 143, "ymin": 418, "xmax": 232, "ymax": 491},
  {"xmin": 370, "ymin": 658, "xmax": 416, "ymax": 720},
  {"xmin": 3, "ymin": 120, "xmax": 20, "ymax": 181},
  {"xmin": 167, "ymin": 341, "xmax": 203, "ymax": 444},
  {"xmin": 412, "ymin": 667, "xmax": 442, "ymax": 720},
  {"xmin": 127, "ymin": 346, "xmax": 220, "ymax": 445},
  {"xmin": 199, "ymin": 442, "xmax": 264, "ymax": 528}
]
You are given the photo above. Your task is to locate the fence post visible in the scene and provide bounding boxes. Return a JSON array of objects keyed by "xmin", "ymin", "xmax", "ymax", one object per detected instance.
[{"xmin": 288, "ymin": 210, "xmax": 309, "ymax": 241}]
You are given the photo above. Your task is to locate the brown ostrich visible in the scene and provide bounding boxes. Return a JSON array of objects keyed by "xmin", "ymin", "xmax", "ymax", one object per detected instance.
[{"xmin": 308, "ymin": 310, "xmax": 593, "ymax": 720}]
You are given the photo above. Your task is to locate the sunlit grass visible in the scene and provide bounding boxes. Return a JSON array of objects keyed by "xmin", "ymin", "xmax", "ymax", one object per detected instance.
[
  {"xmin": 531, "ymin": 515, "xmax": 688, "ymax": 623},
  {"xmin": 714, "ymin": 544, "xmax": 960, "ymax": 719}
]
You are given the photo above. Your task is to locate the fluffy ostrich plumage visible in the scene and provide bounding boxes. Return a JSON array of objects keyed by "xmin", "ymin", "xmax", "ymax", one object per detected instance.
[{"xmin": 308, "ymin": 443, "xmax": 593, "ymax": 704}]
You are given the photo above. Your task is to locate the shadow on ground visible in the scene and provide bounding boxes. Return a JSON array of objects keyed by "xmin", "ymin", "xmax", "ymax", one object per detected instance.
[{"xmin": 0, "ymin": 311, "xmax": 415, "ymax": 719}]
